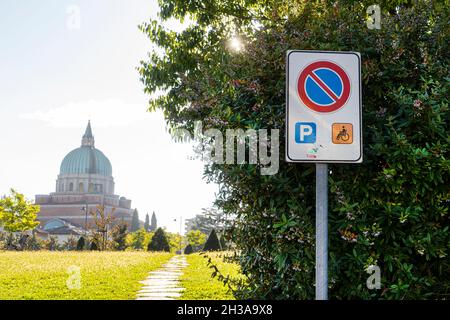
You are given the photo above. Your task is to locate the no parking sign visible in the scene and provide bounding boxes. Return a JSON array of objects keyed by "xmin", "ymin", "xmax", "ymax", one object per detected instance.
[
  {"xmin": 286, "ymin": 50, "xmax": 362, "ymax": 163},
  {"xmin": 285, "ymin": 50, "xmax": 363, "ymax": 300}
]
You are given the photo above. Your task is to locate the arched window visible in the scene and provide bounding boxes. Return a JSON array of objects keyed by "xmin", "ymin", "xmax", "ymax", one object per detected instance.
[
  {"xmin": 78, "ymin": 182, "xmax": 84, "ymax": 192},
  {"xmin": 69, "ymin": 182, "xmax": 74, "ymax": 192},
  {"xmin": 88, "ymin": 183, "xmax": 94, "ymax": 193},
  {"xmin": 61, "ymin": 183, "xmax": 64, "ymax": 192}
]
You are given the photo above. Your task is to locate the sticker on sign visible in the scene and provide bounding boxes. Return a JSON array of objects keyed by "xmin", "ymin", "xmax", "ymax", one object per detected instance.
[{"xmin": 286, "ymin": 50, "xmax": 363, "ymax": 163}]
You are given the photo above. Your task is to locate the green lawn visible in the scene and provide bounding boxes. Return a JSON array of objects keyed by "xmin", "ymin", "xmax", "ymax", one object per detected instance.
[
  {"xmin": 179, "ymin": 252, "xmax": 243, "ymax": 300},
  {"xmin": 0, "ymin": 251, "xmax": 173, "ymax": 300}
]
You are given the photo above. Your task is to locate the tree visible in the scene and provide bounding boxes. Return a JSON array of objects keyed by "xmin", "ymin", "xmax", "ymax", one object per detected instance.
[
  {"xmin": 167, "ymin": 232, "xmax": 183, "ymax": 252},
  {"xmin": 0, "ymin": 189, "xmax": 40, "ymax": 233},
  {"xmin": 144, "ymin": 213, "xmax": 150, "ymax": 232},
  {"xmin": 150, "ymin": 211, "xmax": 157, "ymax": 231},
  {"xmin": 186, "ymin": 230, "xmax": 207, "ymax": 247},
  {"xmin": 203, "ymin": 229, "xmax": 221, "ymax": 251},
  {"xmin": 140, "ymin": 0, "xmax": 449, "ymax": 299},
  {"xmin": 131, "ymin": 209, "xmax": 140, "ymax": 232},
  {"xmin": 76, "ymin": 236, "xmax": 85, "ymax": 251},
  {"xmin": 147, "ymin": 228, "xmax": 170, "ymax": 252},
  {"xmin": 111, "ymin": 222, "xmax": 128, "ymax": 250},
  {"xmin": 184, "ymin": 244, "xmax": 193, "ymax": 254},
  {"xmin": 126, "ymin": 228, "xmax": 152, "ymax": 250},
  {"xmin": 185, "ymin": 208, "xmax": 230, "ymax": 235},
  {"xmin": 89, "ymin": 205, "xmax": 115, "ymax": 251}
]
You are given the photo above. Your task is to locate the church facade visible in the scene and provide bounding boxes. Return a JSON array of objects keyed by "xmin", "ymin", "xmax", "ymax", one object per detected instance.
[{"xmin": 35, "ymin": 121, "xmax": 134, "ymax": 231}]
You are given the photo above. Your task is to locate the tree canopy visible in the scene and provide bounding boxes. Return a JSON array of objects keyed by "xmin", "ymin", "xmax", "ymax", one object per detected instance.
[
  {"xmin": 0, "ymin": 189, "xmax": 40, "ymax": 233},
  {"xmin": 186, "ymin": 229, "xmax": 207, "ymax": 247},
  {"xmin": 140, "ymin": 0, "xmax": 449, "ymax": 299}
]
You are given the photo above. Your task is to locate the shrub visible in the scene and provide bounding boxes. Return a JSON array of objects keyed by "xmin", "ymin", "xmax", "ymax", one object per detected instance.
[
  {"xmin": 203, "ymin": 229, "xmax": 221, "ymax": 251},
  {"xmin": 89, "ymin": 241, "xmax": 98, "ymax": 251},
  {"xmin": 63, "ymin": 236, "xmax": 78, "ymax": 251},
  {"xmin": 25, "ymin": 234, "xmax": 43, "ymax": 251},
  {"xmin": 44, "ymin": 236, "xmax": 59, "ymax": 251},
  {"xmin": 147, "ymin": 228, "xmax": 170, "ymax": 252},
  {"xmin": 76, "ymin": 236, "xmax": 85, "ymax": 251},
  {"xmin": 140, "ymin": 0, "xmax": 449, "ymax": 299}
]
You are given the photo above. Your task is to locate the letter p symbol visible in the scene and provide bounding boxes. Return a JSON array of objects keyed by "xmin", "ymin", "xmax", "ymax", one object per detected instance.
[{"xmin": 295, "ymin": 122, "xmax": 316, "ymax": 143}]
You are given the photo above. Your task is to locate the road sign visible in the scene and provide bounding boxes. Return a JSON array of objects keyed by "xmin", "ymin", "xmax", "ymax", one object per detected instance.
[
  {"xmin": 286, "ymin": 50, "xmax": 363, "ymax": 301},
  {"xmin": 332, "ymin": 123, "xmax": 353, "ymax": 144},
  {"xmin": 298, "ymin": 61, "xmax": 350, "ymax": 113},
  {"xmin": 295, "ymin": 122, "xmax": 316, "ymax": 143},
  {"xmin": 286, "ymin": 50, "xmax": 362, "ymax": 163}
]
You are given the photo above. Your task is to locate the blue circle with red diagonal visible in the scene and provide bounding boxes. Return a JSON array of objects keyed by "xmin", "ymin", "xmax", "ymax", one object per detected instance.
[{"xmin": 297, "ymin": 61, "xmax": 350, "ymax": 113}]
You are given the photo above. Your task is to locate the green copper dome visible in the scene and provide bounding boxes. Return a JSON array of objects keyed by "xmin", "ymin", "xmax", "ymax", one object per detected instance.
[
  {"xmin": 59, "ymin": 121, "xmax": 112, "ymax": 177},
  {"xmin": 60, "ymin": 147, "xmax": 112, "ymax": 176}
]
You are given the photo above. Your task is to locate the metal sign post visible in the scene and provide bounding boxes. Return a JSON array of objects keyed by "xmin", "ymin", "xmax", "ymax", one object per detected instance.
[
  {"xmin": 286, "ymin": 50, "xmax": 362, "ymax": 300},
  {"xmin": 315, "ymin": 163, "xmax": 328, "ymax": 300}
]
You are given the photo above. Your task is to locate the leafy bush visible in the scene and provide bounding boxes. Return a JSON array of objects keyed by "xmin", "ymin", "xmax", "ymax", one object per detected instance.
[
  {"xmin": 63, "ymin": 236, "xmax": 78, "ymax": 251},
  {"xmin": 25, "ymin": 234, "xmax": 43, "ymax": 251},
  {"xmin": 140, "ymin": 0, "xmax": 449, "ymax": 299},
  {"xmin": 147, "ymin": 228, "xmax": 170, "ymax": 252},
  {"xmin": 44, "ymin": 236, "xmax": 60, "ymax": 251},
  {"xmin": 203, "ymin": 229, "xmax": 221, "ymax": 252}
]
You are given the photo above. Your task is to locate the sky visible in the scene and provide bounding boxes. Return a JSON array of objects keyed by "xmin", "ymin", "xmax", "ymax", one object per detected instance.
[{"xmin": 0, "ymin": 0, "xmax": 218, "ymax": 233}]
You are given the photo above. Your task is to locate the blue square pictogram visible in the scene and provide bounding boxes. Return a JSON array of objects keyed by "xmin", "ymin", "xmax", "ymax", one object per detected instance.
[{"xmin": 295, "ymin": 122, "xmax": 316, "ymax": 143}]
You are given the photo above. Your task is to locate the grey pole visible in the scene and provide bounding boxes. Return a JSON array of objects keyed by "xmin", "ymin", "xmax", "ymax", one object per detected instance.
[{"xmin": 315, "ymin": 163, "xmax": 328, "ymax": 300}]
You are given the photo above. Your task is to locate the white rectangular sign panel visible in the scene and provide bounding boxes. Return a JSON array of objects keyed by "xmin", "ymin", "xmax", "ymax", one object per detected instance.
[{"xmin": 286, "ymin": 50, "xmax": 362, "ymax": 163}]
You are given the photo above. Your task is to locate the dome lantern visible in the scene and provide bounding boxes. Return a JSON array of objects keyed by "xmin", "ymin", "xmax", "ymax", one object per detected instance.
[{"xmin": 81, "ymin": 120, "xmax": 95, "ymax": 147}]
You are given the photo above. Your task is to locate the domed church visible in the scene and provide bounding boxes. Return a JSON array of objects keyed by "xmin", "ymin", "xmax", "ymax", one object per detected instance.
[{"xmin": 35, "ymin": 121, "xmax": 134, "ymax": 231}]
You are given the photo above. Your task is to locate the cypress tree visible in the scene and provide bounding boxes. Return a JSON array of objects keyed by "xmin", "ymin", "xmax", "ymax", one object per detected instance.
[
  {"xmin": 76, "ymin": 236, "xmax": 85, "ymax": 250},
  {"xmin": 203, "ymin": 229, "xmax": 221, "ymax": 251},
  {"xmin": 144, "ymin": 213, "xmax": 150, "ymax": 232},
  {"xmin": 131, "ymin": 209, "xmax": 140, "ymax": 232},
  {"xmin": 150, "ymin": 211, "xmax": 157, "ymax": 231}
]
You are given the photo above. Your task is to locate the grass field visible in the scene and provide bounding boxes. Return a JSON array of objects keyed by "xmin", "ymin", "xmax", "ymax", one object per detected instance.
[
  {"xmin": 179, "ymin": 252, "xmax": 244, "ymax": 300},
  {"xmin": 0, "ymin": 251, "xmax": 173, "ymax": 300}
]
